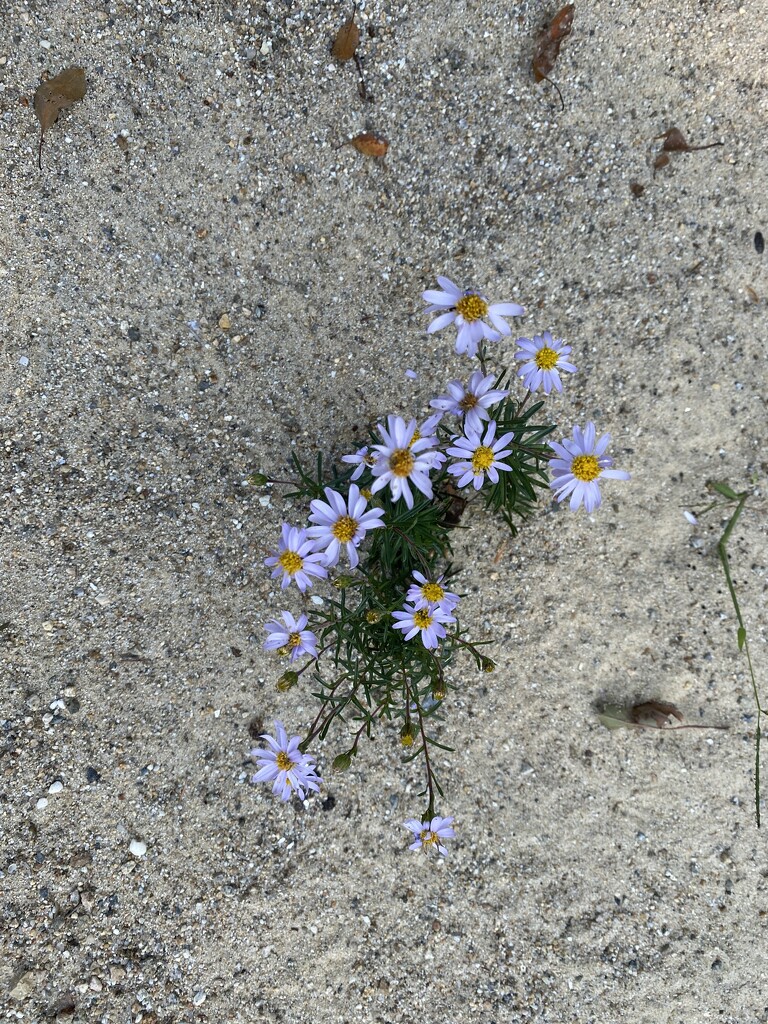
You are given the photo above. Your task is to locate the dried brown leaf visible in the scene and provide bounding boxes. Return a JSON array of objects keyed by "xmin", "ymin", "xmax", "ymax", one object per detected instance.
[
  {"xmin": 332, "ymin": 11, "xmax": 360, "ymax": 61},
  {"xmin": 533, "ymin": 4, "xmax": 574, "ymax": 109},
  {"xmin": 350, "ymin": 132, "xmax": 388, "ymax": 158},
  {"xmin": 630, "ymin": 700, "xmax": 684, "ymax": 729},
  {"xmin": 34, "ymin": 66, "xmax": 87, "ymax": 169}
]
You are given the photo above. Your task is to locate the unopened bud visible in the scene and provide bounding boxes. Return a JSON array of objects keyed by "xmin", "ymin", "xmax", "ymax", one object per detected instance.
[
  {"xmin": 481, "ymin": 657, "xmax": 496, "ymax": 674},
  {"xmin": 400, "ymin": 723, "xmax": 417, "ymax": 747},
  {"xmin": 432, "ymin": 684, "xmax": 446, "ymax": 701},
  {"xmin": 333, "ymin": 575, "xmax": 356, "ymax": 589},
  {"xmin": 365, "ymin": 609, "xmax": 382, "ymax": 624},
  {"xmin": 276, "ymin": 670, "xmax": 299, "ymax": 692},
  {"xmin": 247, "ymin": 472, "xmax": 269, "ymax": 486},
  {"xmin": 332, "ymin": 752, "xmax": 353, "ymax": 772}
]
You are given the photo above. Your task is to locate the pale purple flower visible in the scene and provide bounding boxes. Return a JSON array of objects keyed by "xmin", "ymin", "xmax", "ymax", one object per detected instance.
[
  {"xmin": 446, "ymin": 420, "xmax": 515, "ymax": 491},
  {"xmin": 414, "ymin": 412, "xmax": 446, "ymax": 471},
  {"xmin": 264, "ymin": 523, "xmax": 328, "ymax": 592},
  {"xmin": 403, "ymin": 815, "xmax": 456, "ymax": 856},
  {"xmin": 514, "ymin": 331, "xmax": 577, "ymax": 395},
  {"xmin": 549, "ymin": 422, "xmax": 630, "ymax": 513},
  {"xmin": 263, "ymin": 611, "xmax": 318, "ymax": 662},
  {"xmin": 430, "ymin": 371, "xmax": 509, "ymax": 435},
  {"xmin": 370, "ymin": 415, "xmax": 437, "ymax": 509},
  {"xmin": 683, "ymin": 510, "xmax": 699, "ymax": 526},
  {"xmin": 406, "ymin": 571, "xmax": 460, "ymax": 614},
  {"xmin": 422, "ymin": 275, "xmax": 525, "ymax": 358},
  {"xmin": 250, "ymin": 720, "xmax": 322, "ymax": 801},
  {"xmin": 391, "ymin": 601, "xmax": 455, "ymax": 649},
  {"xmin": 341, "ymin": 445, "xmax": 378, "ymax": 481},
  {"xmin": 307, "ymin": 484, "xmax": 385, "ymax": 568},
  {"xmin": 405, "ymin": 369, "xmax": 419, "ymax": 380}
]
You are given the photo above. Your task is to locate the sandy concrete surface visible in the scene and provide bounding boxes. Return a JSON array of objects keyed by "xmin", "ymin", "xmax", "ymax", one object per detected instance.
[{"xmin": 2, "ymin": 0, "xmax": 767, "ymax": 1020}]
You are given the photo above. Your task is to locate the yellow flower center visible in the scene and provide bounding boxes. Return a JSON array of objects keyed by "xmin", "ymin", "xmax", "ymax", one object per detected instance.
[
  {"xmin": 471, "ymin": 445, "xmax": 495, "ymax": 473},
  {"xmin": 459, "ymin": 393, "xmax": 479, "ymax": 411},
  {"xmin": 360, "ymin": 487, "xmax": 372, "ymax": 500},
  {"xmin": 455, "ymin": 294, "xmax": 488, "ymax": 322},
  {"xmin": 276, "ymin": 751, "xmax": 295, "ymax": 772},
  {"xmin": 332, "ymin": 515, "xmax": 358, "ymax": 543},
  {"xmin": 419, "ymin": 829, "xmax": 438, "ymax": 848},
  {"xmin": 413, "ymin": 608, "xmax": 433, "ymax": 629},
  {"xmin": 535, "ymin": 346, "xmax": 559, "ymax": 371},
  {"xmin": 278, "ymin": 550, "xmax": 303, "ymax": 576},
  {"xmin": 409, "ymin": 429, "xmax": 421, "ymax": 446},
  {"xmin": 288, "ymin": 631, "xmax": 302, "ymax": 649},
  {"xmin": 571, "ymin": 454, "xmax": 601, "ymax": 482},
  {"xmin": 421, "ymin": 582, "xmax": 445, "ymax": 603},
  {"xmin": 364, "ymin": 453, "xmax": 376, "ymax": 466},
  {"xmin": 389, "ymin": 448, "xmax": 415, "ymax": 477}
]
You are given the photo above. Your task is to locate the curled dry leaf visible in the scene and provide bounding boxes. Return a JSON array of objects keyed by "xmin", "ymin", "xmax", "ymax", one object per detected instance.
[
  {"xmin": 350, "ymin": 132, "xmax": 388, "ymax": 158},
  {"xmin": 34, "ymin": 66, "xmax": 87, "ymax": 170},
  {"xmin": 533, "ymin": 4, "xmax": 575, "ymax": 110},
  {"xmin": 598, "ymin": 699, "xmax": 728, "ymax": 732},
  {"xmin": 653, "ymin": 126, "xmax": 724, "ymax": 172}
]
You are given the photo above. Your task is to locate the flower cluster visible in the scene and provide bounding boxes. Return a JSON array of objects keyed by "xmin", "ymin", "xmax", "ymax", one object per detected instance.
[{"xmin": 249, "ymin": 272, "xmax": 629, "ymax": 859}]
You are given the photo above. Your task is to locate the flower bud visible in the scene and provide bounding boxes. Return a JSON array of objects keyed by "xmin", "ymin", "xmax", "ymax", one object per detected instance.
[
  {"xmin": 332, "ymin": 752, "xmax": 353, "ymax": 772},
  {"xmin": 365, "ymin": 609, "xmax": 382, "ymax": 624},
  {"xmin": 276, "ymin": 670, "xmax": 299, "ymax": 692},
  {"xmin": 481, "ymin": 657, "xmax": 496, "ymax": 673},
  {"xmin": 432, "ymin": 684, "xmax": 446, "ymax": 701},
  {"xmin": 333, "ymin": 575, "xmax": 356, "ymax": 589},
  {"xmin": 400, "ymin": 723, "xmax": 417, "ymax": 747},
  {"xmin": 247, "ymin": 472, "xmax": 269, "ymax": 486}
]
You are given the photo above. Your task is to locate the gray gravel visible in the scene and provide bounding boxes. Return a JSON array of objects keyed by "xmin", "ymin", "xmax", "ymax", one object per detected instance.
[{"xmin": 2, "ymin": 0, "xmax": 767, "ymax": 1021}]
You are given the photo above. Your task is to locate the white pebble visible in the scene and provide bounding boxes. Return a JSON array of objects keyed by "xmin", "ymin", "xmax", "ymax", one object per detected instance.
[
  {"xmin": 40, "ymin": 39, "xmax": 51, "ymax": 49},
  {"xmin": 48, "ymin": 781, "xmax": 64, "ymax": 794},
  {"xmin": 129, "ymin": 840, "xmax": 147, "ymax": 858},
  {"xmin": 192, "ymin": 991, "xmax": 206, "ymax": 1006},
  {"xmin": 36, "ymin": 798, "xmax": 49, "ymax": 809},
  {"xmin": 19, "ymin": 356, "xmax": 29, "ymax": 367}
]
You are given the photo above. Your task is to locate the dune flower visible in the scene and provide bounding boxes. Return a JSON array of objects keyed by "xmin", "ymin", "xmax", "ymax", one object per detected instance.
[
  {"xmin": 370, "ymin": 415, "xmax": 437, "ymax": 509},
  {"xmin": 430, "ymin": 371, "xmax": 509, "ymax": 435},
  {"xmin": 341, "ymin": 445, "xmax": 378, "ymax": 481},
  {"xmin": 514, "ymin": 331, "xmax": 577, "ymax": 394},
  {"xmin": 263, "ymin": 611, "xmax": 318, "ymax": 662},
  {"xmin": 406, "ymin": 571, "xmax": 460, "ymax": 614},
  {"xmin": 446, "ymin": 420, "xmax": 515, "ymax": 490},
  {"xmin": 250, "ymin": 721, "xmax": 322, "ymax": 802},
  {"xmin": 422, "ymin": 275, "xmax": 525, "ymax": 358},
  {"xmin": 264, "ymin": 523, "xmax": 328, "ymax": 592},
  {"xmin": 548, "ymin": 422, "xmax": 630, "ymax": 513},
  {"xmin": 391, "ymin": 601, "xmax": 455, "ymax": 649},
  {"xmin": 307, "ymin": 484, "xmax": 385, "ymax": 568},
  {"xmin": 403, "ymin": 815, "xmax": 456, "ymax": 856}
]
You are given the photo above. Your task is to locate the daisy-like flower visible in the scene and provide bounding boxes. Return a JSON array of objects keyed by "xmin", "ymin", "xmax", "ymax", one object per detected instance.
[
  {"xmin": 403, "ymin": 815, "xmax": 456, "ymax": 856},
  {"xmin": 430, "ymin": 371, "xmax": 509, "ymax": 435},
  {"xmin": 514, "ymin": 331, "xmax": 577, "ymax": 395},
  {"xmin": 391, "ymin": 601, "xmax": 455, "ymax": 649},
  {"xmin": 422, "ymin": 275, "xmax": 525, "ymax": 358},
  {"xmin": 263, "ymin": 611, "xmax": 318, "ymax": 662},
  {"xmin": 446, "ymin": 420, "xmax": 515, "ymax": 491},
  {"xmin": 341, "ymin": 445, "xmax": 378, "ymax": 481},
  {"xmin": 370, "ymin": 415, "xmax": 437, "ymax": 510},
  {"xmin": 307, "ymin": 484, "xmax": 385, "ymax": 569},
  {"xmin": 264, "ymin": 523, "xmax": 328, "ymax": 592},
  {"xmin": 412, "ymin": 412, "xmax": 446, "ymax": 471},
  {"xmin": 548, "ymin": 421, "xmax": 630, "ymax": 513},
  {"xmin": 250, "ymin": 720, "xmax": 322, "ymax": 802},
  {"xmin": 406, "ymin": 571, "xmax": 460, "ymax": 614}
]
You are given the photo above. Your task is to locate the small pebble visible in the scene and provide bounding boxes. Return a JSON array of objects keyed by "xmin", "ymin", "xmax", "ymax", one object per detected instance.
[
  {"xmin": 129, "ymin": 839, "xmax": 147, "ymax": 858},
  {"xmin": 192, "ymin": 991, "xmax": 206, "ymax": 1006},
  {"xmin": 36, "ymin": 798, "xmax": 48, "ymax": 809},
  {"xmin": 19, "ymin": 356, "xmax": 29, "ymax": 367},
  {"xmin": 218, "ymin": 313, "xmax": 231, "ymax": 330},
  {"xmin": 755, "ymin": 231, "xmax": 765, "ymax": 255},
  {"xmin": 48, "ymin": 781, "xmax": 64, "ymax": 794}
]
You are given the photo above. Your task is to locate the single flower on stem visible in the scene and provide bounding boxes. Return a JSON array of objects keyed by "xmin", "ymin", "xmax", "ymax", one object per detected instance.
[
  {"xmin": 250, "ymin": 720, "xmax": 322, "ymax": 802},
  {"xmin": 403, "ymin": 815, "xmax": 456, "ymax": 856},
  {"xmin": 391, "ymin": 601, "xmax": 455, "ymax": 649},
  {"xmin": 341, "ymin": 445, "xmax": 378, "ymax": 481},
  {"xmin": 263, "ymin": 611, "xmax": 318, "ymax": 662},
  {"xmin": 514, "ymin": 331, "xmax": 577, "ymax": 394},
  {"xmin": 370, "ymin": 415, "xmax": 437, "ymax": 509},
  {"xmin": 406, "ymin": 571, "xmax": 460, "ymax": 614},
  {"xmin": 548, "ymin": 421, "xmax": 630, "ymax": 513},
  {"xmin": 264, "ymin": 523, "xmax": 328, "ymax": 592},
  {"xmin": 446, "ymin": 420, "xmax": 515, "ymax": 491},
  {"xmin": 307, "ymin": 484, "xmax": 385, "ymax": 568},
  {"xmin": 430, "ymin": 371, "xmax": 509, "ymax": 435},
  {"xmin": 422, "ymin": 275, "xmax": 524, "ymax": 358}
]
